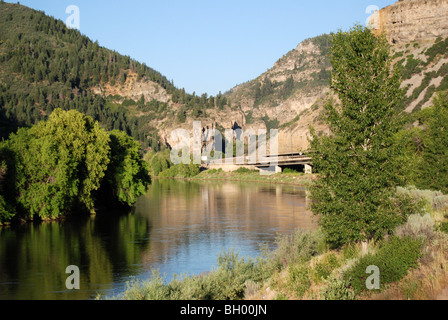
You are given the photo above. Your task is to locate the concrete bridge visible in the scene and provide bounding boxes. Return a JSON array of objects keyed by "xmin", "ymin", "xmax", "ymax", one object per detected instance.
[{"xmin": 204, "ymin": 152, "xmax": 313, "ymax": 174}]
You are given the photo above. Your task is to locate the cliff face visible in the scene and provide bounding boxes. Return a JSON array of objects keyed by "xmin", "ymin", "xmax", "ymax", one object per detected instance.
[
  {"xmin": 109, "ymin": 0, "xmax": 448, "ymax": 154},
  {"xmin": 371, "ymin": 0, "xmax": 448, "ymax": 43},
  {"xmin": 225, "ymin": 35, "xmax": 332, "ymax": 153}
]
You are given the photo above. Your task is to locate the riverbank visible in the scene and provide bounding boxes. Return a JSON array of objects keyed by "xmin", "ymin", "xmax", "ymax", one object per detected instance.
[
  {"xmin": 103, "ymin": 186, "xmax": 448, "ymax": 301},
  {"xmin": 162, "ymin": 168, "xmax": 318, "ymax": 187}
]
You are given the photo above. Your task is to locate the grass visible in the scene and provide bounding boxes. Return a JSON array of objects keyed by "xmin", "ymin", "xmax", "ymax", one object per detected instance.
[{"xmin": 188, "ymin": 168, "xmax": 316, "ymax": 187}]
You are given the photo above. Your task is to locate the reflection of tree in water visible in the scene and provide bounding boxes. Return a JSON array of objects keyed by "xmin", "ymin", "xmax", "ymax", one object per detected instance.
[
  {"xmin": 0, "ymin": 211, "xmax": 151, "ymax": 300},
  {"xmin": 93, "ymin": 210, "xmax": 151, "ymax": 277},
  {"xmin": 0, "ymin": 181, "xmax": 315, "ymax": 300},
  {"xmin": 135, "ymin": 180, "xmax": 316, "ymax": 277}
]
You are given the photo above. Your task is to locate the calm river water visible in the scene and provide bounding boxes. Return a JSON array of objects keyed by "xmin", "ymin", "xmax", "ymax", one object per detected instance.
[{"xmin": 0, "ymin": 179, "xmax": 316, "ymax": 300}]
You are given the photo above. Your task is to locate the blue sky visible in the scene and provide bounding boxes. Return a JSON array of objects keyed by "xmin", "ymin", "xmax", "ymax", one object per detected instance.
[{"xmin": 8, "ymin": 0, "xmax": 396, "ymax": 96}]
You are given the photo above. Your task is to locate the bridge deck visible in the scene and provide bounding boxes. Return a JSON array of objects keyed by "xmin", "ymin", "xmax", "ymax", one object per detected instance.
[{"xmin": 207, "ymin": 152, "xmax": 312, "ymax": 167}]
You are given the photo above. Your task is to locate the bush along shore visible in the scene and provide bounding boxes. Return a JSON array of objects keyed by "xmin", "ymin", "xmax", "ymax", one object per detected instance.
[{"xmin": 102, "ymin": 186, "xmax": 448, "ymax": 301}]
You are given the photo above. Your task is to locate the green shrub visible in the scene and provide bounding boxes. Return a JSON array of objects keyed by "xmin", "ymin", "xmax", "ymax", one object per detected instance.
[
  {"xmin": 394, "ymin": 214, "xmax": 436, "ymax": 244},
  {"xmin": 274, "ymin": 293, "xmax": 288, "ymax": 300},
  {"xmin": 433, "ymin": 195, "xmax": 448, "ymax": 211},
  {"xmin": 415, "ymin": 93, "xmax": 448, "ymax": 194},
  {"xmin": 271, "ymin": 229, "xmax": 326, "ymax": 269},
  {"xmin": 438, "ymin": 221, "xmax": 448, "ymax": 234},
  {"xmin": 112, "ymin": 250, "xmax": 271, "ymax": 301},
  {"xmin": 168, "ymin": 273, "xmax": 214, "ymax": 300},
  {"xmin": 159, "ymin": 164, "xmax": 200, "ymax": 178},
  {"xmin": 287, "ymin": 264, "xmax": 311, "ymax": 298},
  {"xmin": 235, "ymin": 167, "xmax": 252, "ymax": 174},
  {"xmin": 120, "ymin": 272, "xmax": 171, "ymax": 300},
  {"xmin": 344, "ymin": 236, "xmax": 423, "ymax": 294},
  {"xmin": 193, "ymin": 250, "xmax": 265, "ymax": 300},
  {"xmin": 151, "ymin": 158, "xmax": 163, "ymax": 176},
  {"xmin": 283, "ymin": 168, "xmax": 301, "ymax": 174},
  {"xmin": 206, "ymin": 168, "xmax": 223, "ymax": 175},
  {"xmin": 313, "ymin": 253, "xmax": 340, "ymax": 281},
  {"xmin": 424, "ymin": 38, "xmax": 448, "ymax": 65},
  {"xmin": 103, "ymin": 130, "xmax": 150, "ymax": 206},
  {"xmin": 320, "ymin": 276, "xmax": 356, "ymax": 300},
  {"xmin": 0, "ymin": 158, "xmax": 15, "ymax": 223},
  {"xmin": 397, "ymin": 186, "xmax": 447, "ymax": 212},
  {"xmin": 148, "ymin": 150, "xmax": 172, "ymax": 177},
  {"xmin": 402, "ymin": 55, "xmax": 423, "ymax": 79}
]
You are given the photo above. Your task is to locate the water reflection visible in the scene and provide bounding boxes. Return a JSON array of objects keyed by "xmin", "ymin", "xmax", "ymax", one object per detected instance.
[
  {"xmin": 0, "ymin": 213, "xmax": 150, "ymax": 300},
  {"xmin": 134, "ymin": 180, "xmax": 316, "ymax": 281},
  {"xmin": 0, "ymin": 179, "xmax": 316, "ymax": 300}
]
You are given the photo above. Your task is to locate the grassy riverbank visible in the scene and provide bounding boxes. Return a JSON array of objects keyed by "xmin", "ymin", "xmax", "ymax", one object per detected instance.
[
  {"xmin": 192, "ymin": 169, "xmax": 316, "ymax": 186},
  {"xmin": 144, "ymin": 149, "xmax": 316, "ymax": 187},
  {"xmin": 103, "ymin": 186, "xmax": 448, "ymax": 301},
  {"xmin": 182, "ymin": 168, "xmax": 317, "ymax": 187}
]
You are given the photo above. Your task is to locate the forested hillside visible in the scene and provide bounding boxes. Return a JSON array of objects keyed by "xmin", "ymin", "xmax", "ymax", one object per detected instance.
[
  {"xmin": 1, "ymin": 1, "xmax": 447, "ymax": 155},
  {"xmin": 0, "ymin": 1, "xmax": 230, "ymax": 150}
]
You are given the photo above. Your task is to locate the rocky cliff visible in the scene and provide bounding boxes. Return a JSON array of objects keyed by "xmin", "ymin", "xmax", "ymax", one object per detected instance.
[
  {"xmin": 97, "ymin": 0, "xmax": 448, "ymax": 154},
  {"xmin": 371, "ymin": 0, "xmax": 448, "ymax": 44}
]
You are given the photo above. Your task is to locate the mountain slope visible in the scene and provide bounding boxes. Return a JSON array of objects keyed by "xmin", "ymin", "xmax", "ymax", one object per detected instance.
[
  {"xmin": 0, "ymin": 2, "xmax": 230, "ymax": 150},
  {"xmin": 225, "ymin": 34, "xmax": 333, "ymax": 152},
  {"xmin": 1, "ymin": 0, "xmax": 447, "ymax": 155},
  {"xmin": 224, "ymin": 0, "xmax": 448, "ymax": 152}
]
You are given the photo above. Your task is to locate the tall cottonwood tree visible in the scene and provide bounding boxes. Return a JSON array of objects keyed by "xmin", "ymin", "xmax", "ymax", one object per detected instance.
[
  {"xmin": 309, "ymin": 25, "xmax": 409, "ymax": 247},
  {"xmin": 418, "ymin": 92, "xmax": 448, "ymax": 194}
]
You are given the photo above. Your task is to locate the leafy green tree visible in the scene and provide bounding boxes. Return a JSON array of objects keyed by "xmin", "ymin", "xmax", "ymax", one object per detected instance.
[
  {"xmin": 0, "ymin": 157, "xmax": 15, "ymax": 223},
  {"xmin": 417, "ymin": 92, "xmax": 448, "ymax": 193},
  {"xmin": 309, "ymin": 25, "xmax": 409, "ymax": 247},
  {"xmin": 4, "ymin": 109, "xmax": 110, "ymax": 219},
  {"xmin": 101, "ymin": 130, "xmax": 150, "ymax": 206}
]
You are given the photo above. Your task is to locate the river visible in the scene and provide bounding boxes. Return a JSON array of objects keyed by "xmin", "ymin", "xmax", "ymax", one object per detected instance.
[{"xmin": 0, "ymin": 179, "xmax": 316, "ymax": 300}]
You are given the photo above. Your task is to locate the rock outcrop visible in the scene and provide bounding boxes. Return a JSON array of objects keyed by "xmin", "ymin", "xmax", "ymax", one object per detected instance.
[
  {"xmin": 99, "ymin": 0, "xmax": 448, "ymax": 154},
  {"xmin": 370, "ymin": 0, "xmax": 448, "ymax": 44}
]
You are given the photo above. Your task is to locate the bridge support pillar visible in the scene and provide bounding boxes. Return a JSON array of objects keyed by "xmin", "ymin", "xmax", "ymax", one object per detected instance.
[
  {"xmin": 275, "ymin": 166, "xmax": 282, "ymax": 174},
  {"xmin": 304, "ymin": 164, "xmax": 313, "ymax": 174}
]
